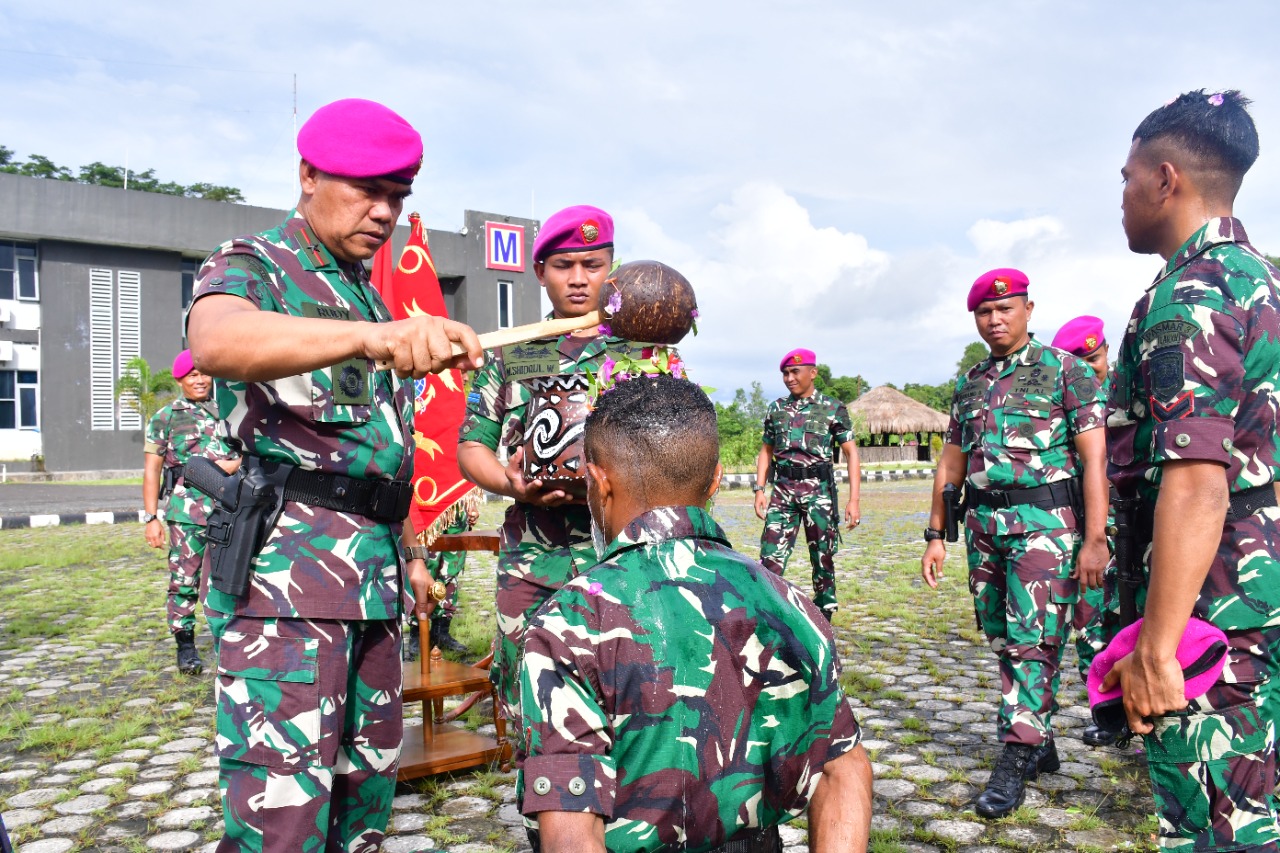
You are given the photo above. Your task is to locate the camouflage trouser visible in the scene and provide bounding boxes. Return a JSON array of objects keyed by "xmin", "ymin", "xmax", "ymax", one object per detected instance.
[
  {"xmin": 759, "ymin": 476, "xmax": 841, "ymax": 614},
  {"xmin": 428, "ymin": 516, "xmax": 470, "ymax": 623},
  {"xmin": 207, "ymin": 614, "xmax": 402, "ymax": 853},
  {"xmin": 1145, "ymin": 680, "xmax": 1280, "ymax": 852},
  {"xmin": 493, "ymin": 539, "xmax": 593, "ymax": 758},
  {"xmin": 166, "ymin": 520, "xmax": 206, "ymax": 635},
  {"xmin": 966, "ymin": 523, "xmax": 1078, "ymax": 745}
]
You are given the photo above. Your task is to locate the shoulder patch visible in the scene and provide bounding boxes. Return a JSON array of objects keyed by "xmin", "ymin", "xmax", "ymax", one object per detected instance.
[
  {"xmin": 1140, "ymin": 319, "xmax": 1199, "ymax": 349},
  {"xmin": 1149, "ymin": 346, "xmax": 1185, "ymax": 401}
]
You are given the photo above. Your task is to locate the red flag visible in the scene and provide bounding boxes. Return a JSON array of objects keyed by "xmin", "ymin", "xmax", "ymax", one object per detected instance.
[
  {"xmin": 370, "ymin": 235, "xmax": 395, "ymax": 301},
  {"xmin": 375, "ymin": 212, "xmax": 481, "ymax": 542}
]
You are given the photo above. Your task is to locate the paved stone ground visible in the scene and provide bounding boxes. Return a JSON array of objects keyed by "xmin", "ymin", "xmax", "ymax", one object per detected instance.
[{"xmin": 0, "ymin": 482, "xmax": 1160, "ymax": 852}]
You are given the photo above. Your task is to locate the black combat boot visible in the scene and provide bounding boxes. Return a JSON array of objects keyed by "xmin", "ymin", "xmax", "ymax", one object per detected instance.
[
  {"xmin": 174, "ymin": 630, "xmax": 203, "ymax": 676},
  {"xmin": 402, "ymin": 620, "xmax": 421, "ymax": 662},
  {"xmin": 974, "ymin": 743, "xmax": 1034, "ymax": 819},
  {"xmin": 1027, "ymin": 738, "xmax": 1060, "ymax": 778},
  {"xmin": 430, "ymin": 616, "xmax": 468, "ymax": 656},
  {"xmin": 1082, "ymin": 724, "xmax": 1118, "ymax": 747}
]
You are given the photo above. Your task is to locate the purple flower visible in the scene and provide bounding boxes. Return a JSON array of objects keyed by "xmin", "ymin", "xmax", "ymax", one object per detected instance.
[
  {"xmin": 671, "ymin": 361, "xmax": 685, "ymax": 379},
  {"xmin": 588, "ymin": 581, "xmax": 603, "ymax": 596},
  {"xmin": 690, "ymin": 308, "xmax": 699, "ymax": 319},
  {"xmin": 598, "ymin": 323, "xmax": 613, "ymax": 336},
  {"xmin": 599, "ymin": 357, "xmax": 616, "ymax": 384},
  {"xmin": 606, "ymin": 291, "xmax": 623, "ymax": 316},
  {"xmin": 1208, "ymin": 92, "xmax": 1225, "ymax": 106}
]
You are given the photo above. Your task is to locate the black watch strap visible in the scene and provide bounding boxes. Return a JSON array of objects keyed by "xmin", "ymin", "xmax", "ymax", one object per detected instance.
[{"xmin": 923, "ymin": 527, "xmax": 944, "ymax": 542}]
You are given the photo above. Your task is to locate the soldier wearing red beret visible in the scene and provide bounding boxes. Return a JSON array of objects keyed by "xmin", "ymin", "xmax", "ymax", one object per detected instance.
[
  {"xmin": 754, "ymin": 348, "xmax": 861, "ymax": 618},
  {"xmin": 187, "ymin": 98, "xmax": 484, "ymax": 852},
  {"xmin": 921, "ymin": 270, "xmax": 1109, "ymax": 817}
]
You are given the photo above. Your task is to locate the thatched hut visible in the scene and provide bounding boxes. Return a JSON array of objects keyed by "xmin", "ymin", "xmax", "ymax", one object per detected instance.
[{"xmin": 846, "ymin": 385, "xmax": 950, "ymax": 464}]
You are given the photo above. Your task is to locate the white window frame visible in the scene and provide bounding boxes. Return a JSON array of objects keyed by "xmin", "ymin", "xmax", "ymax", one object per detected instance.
[
  {"xmin": 90, "ymin": 268, "xmax": 115, "ymax": 430},
  {"xmin": 116, "ymin": 270, "xmax": 142, "ymax": 430},
  {"xmin": 16, "ymin": 369, "xmax": 38, "ymax": 429},
  {"xmin": 497, "ymin": 280, "xmax": 514, "ymax": 329}
]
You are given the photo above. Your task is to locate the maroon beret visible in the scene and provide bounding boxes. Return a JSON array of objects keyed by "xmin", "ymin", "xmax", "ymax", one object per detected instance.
[
  {"xmin": 1052, "ymin": 315, "xmax": 1106, "ymax": 357},
  {"xmin": 533, "ymin": 205, "xmax": 614, "ymax": 262},
  {"xmin": 779, "ymin": 348, "xmax": 816, "ymax": 371},
  {"xmin": 967, "ymin": 268, "xmax": 1030, "ymax": 311},
  {"xmin": 298, "ymin": 98, "xmax": 423, "ymax": 184}
]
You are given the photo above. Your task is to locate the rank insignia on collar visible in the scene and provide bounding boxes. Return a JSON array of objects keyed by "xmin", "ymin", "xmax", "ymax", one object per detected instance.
[
  {"xmin": 1085, "ymin": 334, "xmax": 1098, "ymax": 351},
  {"xmin": 581, "ymin": 221, "xmax": 600, "ymax": 243},
  {"xmin": 993, "ymin": 279, "xmax": 1009, "ymax": 296}
]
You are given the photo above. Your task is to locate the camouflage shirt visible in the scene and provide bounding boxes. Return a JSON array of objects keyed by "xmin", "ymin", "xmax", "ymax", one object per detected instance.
[
  {"xmin": 460, "ymin": 331, "xmax": 661, "ymax": 585},
  {"xmin": 1108, "ymin": 217, "xmax": 1280, "ymax": 650},
  {"xmin": 189, "ymin": 212, "xmax": 414, "ymax": 620},
  {"xmin": 761, "ymin": 391, "xmax": 854, "ymax": 465},
  {"xmin": 947, "ymin": 336, "xmax": 1105, "ymax": 534},
  {"xmin": 519, "ymin": 505, "xmax": 861, "ymax": 853},
  {"xmin": 144, "ymin": 395, "xmax": 238, "ymax": 526}
]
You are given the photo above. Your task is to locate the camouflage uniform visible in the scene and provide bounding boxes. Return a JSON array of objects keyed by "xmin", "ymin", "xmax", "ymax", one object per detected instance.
[
  {"xmin": 758, "ymin": 391, "xmax": 853, "ymax": 615},
  {"xmin": 144, "ymin": 396, "xmax": 237, "ymax": 635},
  {"xmin": 460, "ymin": 333, "xmax": 658, "ymax": 750},
  {"xmin": 519, "ymin": 505, "xmax": 861, "ymax": 852},
  {"xmin": 191, "ymin": 211, "xmax": 415, "ymax": 853},
  {"xmin": 1108, "ymin": 217, "xmax": 1280, "ymax": 852},
  {"xmin": 949, "ymin": 337, "xmax": 1104, "ymax": 746}
]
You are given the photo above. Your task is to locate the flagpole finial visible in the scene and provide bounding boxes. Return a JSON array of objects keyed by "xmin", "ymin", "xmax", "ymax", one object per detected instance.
[{"xmin": 409, "ymin": 211, "xmax": 421, "ymax": 223}]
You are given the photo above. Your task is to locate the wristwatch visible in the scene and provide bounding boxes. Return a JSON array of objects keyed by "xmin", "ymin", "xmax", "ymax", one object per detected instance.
[
  {"xmin": 403, "ymin": 544, "xmax": 430, "ymax": 562},
  {"xmin": 923, "ymin": 527, "xmax": 944, "ymax": 542},
  {"xmin": 751, "ymin": 484, "xmax": 765, "ymax": 493},
  {"xmin": 142, "ymin": 512, "xmax": 158, "ymax": 523}
]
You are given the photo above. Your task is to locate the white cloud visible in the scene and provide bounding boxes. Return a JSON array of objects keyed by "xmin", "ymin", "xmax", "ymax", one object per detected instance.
[{"xmin": 967, "ymin": 216, "xmax": 1064, "ymax": 257}]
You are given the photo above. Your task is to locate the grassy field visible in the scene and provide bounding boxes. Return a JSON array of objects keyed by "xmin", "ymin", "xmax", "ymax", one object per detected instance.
[{"xmin": 0, "ymin": 483, "xmax": 1160, "ymax": 852}]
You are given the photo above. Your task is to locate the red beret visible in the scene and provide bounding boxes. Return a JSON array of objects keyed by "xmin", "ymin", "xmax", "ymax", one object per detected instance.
[
  {"xmin": 779, "ymin": 348, "xmax": 816, "ymax": 371},
  {"xmin": 172, "ymin": 349, "xmax": 194, "ymax": 380},
  {"xmin": 533, "ymin": 205, "xmax": 614, "ymax": 262},
  {"xmin": 967, "ymin": 268, "xmax": 1030, "ymax": 311},
  {"xmin": 1052, "ymin": 315, "xmax": 1106, "ymax": 357},
  {"xmin": 298, "ymin": 98, "xmax": 423, "ymax": 184}
]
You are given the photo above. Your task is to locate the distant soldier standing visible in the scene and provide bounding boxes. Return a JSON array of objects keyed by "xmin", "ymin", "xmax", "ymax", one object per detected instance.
[
  {"xmin": 142, "ymin": 349, "xmax": 238, "ymax": 675},
  {"xmin": 1050, "ymin": 316, "xmax": 1134, "ymax": 748},
  {"xmin": 921, "ymin": 270, "xmax": 1108, "ymax": 818},
  {"xmin": 1104, "ymin": 90, "xmax": 1280, "ymax": 852},
  {"xmin": 755, "ymin": 348, "xmax": 861, "ymax": 619},
  {"xmin": 403, "ymin": 504, "xmax": 480, "ymax": 659}
]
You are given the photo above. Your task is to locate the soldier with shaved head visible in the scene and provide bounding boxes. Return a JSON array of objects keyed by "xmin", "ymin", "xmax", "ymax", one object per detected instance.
[{"xmin": 520, "ymin": 375, "xmax": 872, "ymax": 853}]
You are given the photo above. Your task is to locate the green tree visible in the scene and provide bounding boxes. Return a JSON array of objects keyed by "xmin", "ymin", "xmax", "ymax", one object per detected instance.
[
  {"xmin": 955, "ymin": 341, "xmax": 988, "ymax": 376},
  {"xmin": 19, "ymin": 154, "xmax": 73, "ymax": 181},
  {"xmin": 0, "ymin": 146, "xmax": 14, "ymax": 168},
  {"xmin": 5, "ymin": 146, "xmax": 246, "ymax": 202},
  {"xmin": 815, "ymin": 364, "xmax": 868, "ymax": 403},
  {"xmin": 78, "ymin": 161, "xmax": 127, "ymax": 187},
  {"xmin": 186, "ymin": 183, "xmax": 245, "ymax": 203},
  {"xmin": 115, "ymin": 356, "xmax": 179, "ymax": 426},
  {"xmin": 900, "ymin": 381, "xmax": 950, "ymax": 412}
]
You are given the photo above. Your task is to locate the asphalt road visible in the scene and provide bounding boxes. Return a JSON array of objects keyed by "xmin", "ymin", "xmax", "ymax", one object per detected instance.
[{"xmin": 0, "ymin": 484, "xmax": 139, "ymax": 516}]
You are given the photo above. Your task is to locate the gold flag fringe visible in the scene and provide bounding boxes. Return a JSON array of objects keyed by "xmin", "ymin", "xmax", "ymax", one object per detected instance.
[{"xmin": 416, "ymin": 485, "xmax": 485, "ymax": 548}]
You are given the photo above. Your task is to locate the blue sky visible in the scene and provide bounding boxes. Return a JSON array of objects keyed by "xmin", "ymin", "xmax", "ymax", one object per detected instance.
[{"xmin": 3, "ymin": 1, "xmax": 1278, "ymax": 400}]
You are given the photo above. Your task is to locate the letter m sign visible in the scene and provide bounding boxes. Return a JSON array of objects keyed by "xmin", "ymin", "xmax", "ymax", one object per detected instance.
[{"xmin": 485, "ymin": 222, "xmax": 525, "ymax": 272}]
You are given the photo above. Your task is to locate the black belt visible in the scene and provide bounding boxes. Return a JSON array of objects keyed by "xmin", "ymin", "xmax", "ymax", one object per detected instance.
[
  {"xmin": 282, "ymin": 466, "xmax": 412, "ymax": 524},
  {"xmin": 707, "ymin": 826, "xmax": 781, "ymax": 853},
  {"xmin": 969, "ymin": 478, "xmax": 1080, "ymax": 510},
  {"xmin": 1228, "ymin": 483, "xmax": 1279, "ymax": 522},
  {"xmin": 773, "ymin": 460, "xmax": 833, "ymax": 481}
]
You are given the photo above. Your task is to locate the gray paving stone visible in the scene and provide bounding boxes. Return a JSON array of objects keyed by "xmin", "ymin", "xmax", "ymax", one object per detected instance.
[
  {"xmin": 900, "ymin": 764, "xmax": 950, "ymax": 783},
  {"xmin": 149, "ymin": 752, "xmax": 195, "ymax": 766},
  {"xmin": 924, "ymin": 818, "xmax": 985, "ymax": 842},
  {"xmin": 156, "ymin": 805, "xmax": 217, "ymax": 828},
  {"xmin": 97, "ymin": 761, "xmax": 140, "ymax": 775},
  {"xmin": 184, "ymin": 770, "xmax": 219, "ymax": 787},
  {"xmin": 36, "ymin": 773, "xmax": 75, "ymax": 785},
  {"xmin": 173, "ymin": 787, "xmax": 216, "ymax": 805},
  {"xmin": 390, "ymin": 811, "xmax": 429, "ymax": 832},
  {"xmin": 391, "ymin": 793, "xmax": 427, "ymax": 810},
  {"xmin": 123, "ymin": 697, "xmax": 157, "ymax": 708},
  {"xmin": 441, "ymin": 795, "xmax": 493, "ymax": 818},
  {"xmin": 52, "ymin": 793, "xmax": 111, "ymax": 814},
  {"xmin": 146, "ymin": 830, "xmax": 203, "ymax": 850},
  {"xmin": 0, "ymin": 807, "xmax": 46, "ymax": 828},
  {"xmin": 78, "ymin": 777, "xmax": 119, "ymax": 793},
  {"xmin": 498, "ymin": 802, "xmax": 523, "ymax": 825},
  {"xmin": 5, "ymin": 787, "xmax": 64, "ymax": 808},
  {"xmin": 997, "ymin": 825, "xmax": 1054, "ymax": 846},
  {"xmin": 872, "ymin": 778, "xmax": 916, "ymax": 799},
  {"xmin": 382, "ymin": 837, "xmax": 436, "ymax": 853},
  {"xmin": 899, "ymin": 800, "xmax": 945, "ymax": 817},
  {"xmin": 129, "ymin": 780, "xmax": 175, "ymax": 797},
  {"xmin": 16, "ymin": 840, "xmax": 75, "ymax": 853},
  {"xmin": 50, "ymin": 759, "xmax": 96, "ymax": 772},
  {"xmin": 161, "ymin": 737, "xmax": 207, "ymax": 753},
  {"xmin": 0, "ymin": 768, "xmax": 38, "ymax": 782},
  {"xmin": 114, "ymin": 748, "xmax": 154, "ymax": 761},
  {"xmin": 39, "ymin": 813, "xmax": 95, "ymax": 833}
]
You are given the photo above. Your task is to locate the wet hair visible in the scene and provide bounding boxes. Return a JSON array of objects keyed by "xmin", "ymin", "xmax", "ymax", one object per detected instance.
[
  {"xmin": 584, "ymin": 375, "xmax": 720, "ymax": 505},
  {"xmin": 1133, "ymin": 90, "xmax": 1259, "ymax": 199}
]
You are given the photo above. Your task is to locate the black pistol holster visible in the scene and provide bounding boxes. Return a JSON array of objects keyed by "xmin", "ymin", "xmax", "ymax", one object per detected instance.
[
  {"xmin": 159, "ymin": 463, "xmax": 183, "ymax": 505},
  {"xmin": 943, "ymin": 482, "xmax": 967, "ymax": 542},
  {"xmin": 184, "ymin": 456, "xmax": 291, "ymax": 598}
]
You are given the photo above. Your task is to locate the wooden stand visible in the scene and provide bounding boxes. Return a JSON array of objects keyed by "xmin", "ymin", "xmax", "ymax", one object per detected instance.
[{"xmin": 398, "ymin": 529, "xmax": 512, "ymax": 780}]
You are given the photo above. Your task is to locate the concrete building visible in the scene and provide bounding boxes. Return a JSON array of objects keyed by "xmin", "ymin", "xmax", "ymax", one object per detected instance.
[{"xmin": 0, "ymin": 172, "xmax": 540, "ymax": 471}]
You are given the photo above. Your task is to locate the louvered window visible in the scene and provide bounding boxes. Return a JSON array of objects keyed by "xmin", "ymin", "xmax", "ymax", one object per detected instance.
[
  {"xmin": 116, "ymin": 271, "xmax": 142, "ymax": 430},
  {"xmin": 89, "ymin": 269, "xmax": 115, "ymax": 430}
]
